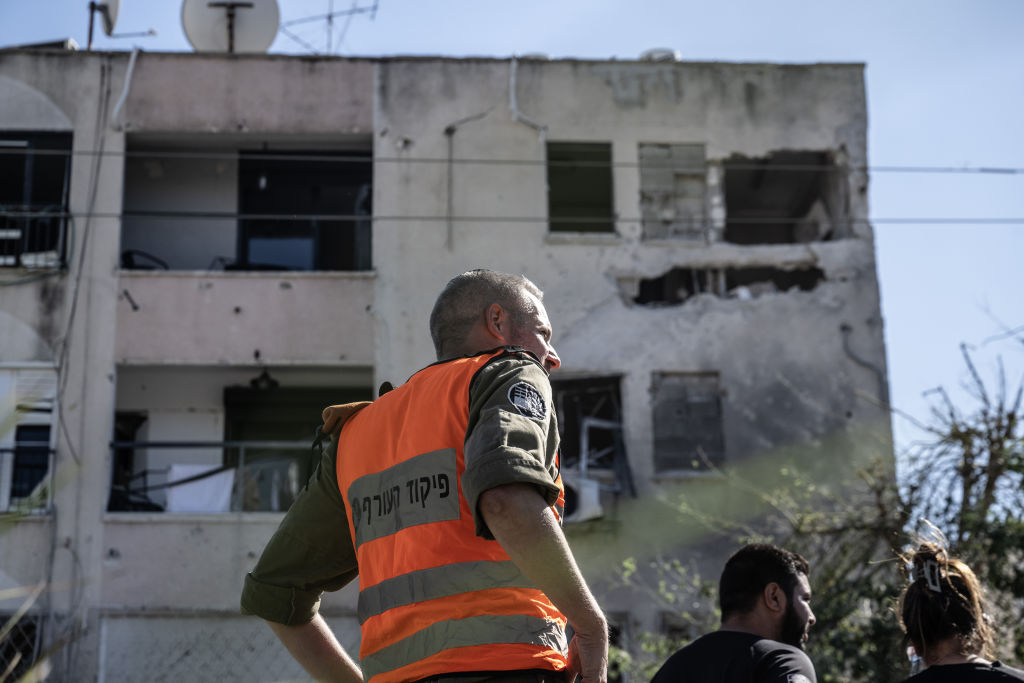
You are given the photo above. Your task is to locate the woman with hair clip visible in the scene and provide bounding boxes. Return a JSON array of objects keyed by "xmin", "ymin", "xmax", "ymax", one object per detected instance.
[{"xmin": 897, "ymin": 541, "xmax": 1024, "ymax": 681}]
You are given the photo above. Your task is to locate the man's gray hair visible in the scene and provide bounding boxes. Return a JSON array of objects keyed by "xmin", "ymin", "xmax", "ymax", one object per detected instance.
[{"xmin": 429, "ymin": 269, "xmax": 542, "ymax": 360}]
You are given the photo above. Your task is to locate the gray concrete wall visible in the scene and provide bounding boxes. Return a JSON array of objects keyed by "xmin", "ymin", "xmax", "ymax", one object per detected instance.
[{"xmin": 115, "ymin": 272, "xmax": 375, "ymax": 365}]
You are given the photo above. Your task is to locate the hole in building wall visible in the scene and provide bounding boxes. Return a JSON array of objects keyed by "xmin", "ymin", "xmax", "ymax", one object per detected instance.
[
  {"xmin": 723, "ymin": 150, "xmax": 848, "ymax": 245},
  {"xmin": 631, "ymin": 265, "xmax": 825, "ymax": 306}
]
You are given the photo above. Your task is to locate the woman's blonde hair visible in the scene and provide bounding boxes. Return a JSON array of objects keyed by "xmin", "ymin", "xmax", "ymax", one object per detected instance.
[{"xmin": 898, "ymin": 541, "xmax": 994, "ymax": 661}]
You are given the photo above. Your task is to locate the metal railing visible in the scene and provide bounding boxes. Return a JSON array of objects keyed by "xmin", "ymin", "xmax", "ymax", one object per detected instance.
[
  {"xmin": 108, "ymin": 440, "xmax": 317, "ymax": 513},
  {"xmin": 0, "ymin": 205, "xmax": 67, "ymax": 269}
]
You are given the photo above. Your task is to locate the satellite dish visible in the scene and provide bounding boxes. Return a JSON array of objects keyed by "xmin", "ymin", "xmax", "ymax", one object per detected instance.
[
  {"xmin": 86, "ymin": 0, "xmax": 120, "ymax": 49},
  {"xmin": 99, "ymin": 0, "xmax": 120, "ymax": 36},
  {"xmin": 181, "ymin": 0, "xmax": 280, "ymax": 54}
]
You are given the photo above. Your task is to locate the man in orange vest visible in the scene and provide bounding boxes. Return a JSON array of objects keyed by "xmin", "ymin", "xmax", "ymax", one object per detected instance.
[{"xmin": 242, "ymin": 269, "xmax": 608, "ymax": 683}]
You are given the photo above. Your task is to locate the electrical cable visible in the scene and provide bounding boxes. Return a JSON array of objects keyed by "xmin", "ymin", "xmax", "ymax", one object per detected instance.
[
  {"xmin": 0, "ymin": 147, "xmax": 1021, "ymax": 175},
  {"xmin": 4, "ymin": 209, "xmax": 1021, "ymax": 226}
]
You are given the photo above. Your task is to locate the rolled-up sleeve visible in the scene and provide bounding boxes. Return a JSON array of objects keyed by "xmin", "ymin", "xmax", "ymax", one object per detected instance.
[
  {"xmin": 461, "ymin": 353, "xmax": 561, "ymax": 539},
  {"xmin": 240, "ymin": 445, "xmax": 358, "ymax": 625}
]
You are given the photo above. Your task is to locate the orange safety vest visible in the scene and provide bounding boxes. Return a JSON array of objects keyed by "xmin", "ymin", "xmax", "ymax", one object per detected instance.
[{"xmin": 336, "ymin": 349, "xmax": 568, "ymax": 683}]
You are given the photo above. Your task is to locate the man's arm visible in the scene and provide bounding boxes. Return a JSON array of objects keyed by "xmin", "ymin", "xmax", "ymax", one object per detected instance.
[
  {"xmin": 479, "ymin": 483, "xmax": 608, "ymax": 683},
  {"xmin": 757, "ymin": 644, "xmax": 817, "ymax": 683},
  {"xmin": 268, "ymin": 614, "xmax": 363, "ymax": 683}
]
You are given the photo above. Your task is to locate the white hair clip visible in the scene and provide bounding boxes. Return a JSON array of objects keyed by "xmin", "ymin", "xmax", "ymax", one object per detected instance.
[
  {"xmin": 922, "ymin": 559, "xmax": 942, "ymax": 593},
  {"xmin": 910, "ymin": 558, "xmax": 943, "ymax": 593}
]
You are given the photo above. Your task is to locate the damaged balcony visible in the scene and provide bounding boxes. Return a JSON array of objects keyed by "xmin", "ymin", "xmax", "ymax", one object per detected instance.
[{"xmin": 631, "ymin": 264, "xmax": 827, "ymax": 306}]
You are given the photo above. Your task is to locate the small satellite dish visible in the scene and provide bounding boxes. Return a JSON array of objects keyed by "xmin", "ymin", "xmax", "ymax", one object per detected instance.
[
  {"xmin": 181, "ymin": 0, "xmax": 280, "ymax": 54},
  {"xmin": 99, "ymin": 0, "xmax": 120, "ymax": 36},
  {"xmin": 87, "ymin": 0, "xmax": 120, "ymax": 49}
]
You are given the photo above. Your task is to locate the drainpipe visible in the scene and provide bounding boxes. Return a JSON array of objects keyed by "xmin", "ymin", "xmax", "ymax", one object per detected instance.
[{"xmin": 509, "ymin": 57, "xmax": 547, "ymax": 140}]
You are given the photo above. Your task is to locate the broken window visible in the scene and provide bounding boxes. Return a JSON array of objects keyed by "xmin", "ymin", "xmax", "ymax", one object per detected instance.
[
  {"xmin": 0, "ymin": 132, "xmax": 71, "ymax": 268},
  {"xmin": 631, "ymin": 265, "xmax": 825, "ymax": 306},
  {"xmin": 547, "ymin": 142, "xmax": 615, "ymax": 233},
  {"xmin": 551, "ymin": 376, "xmax": 634, "ymax": 495},
  {"xmin": 639, "ymin": 143, "xmax": 706, "ymax": 240},
  {"xmin": 723, "ymin": 151, "xmax": 846, "ymax": 245},
  {"xmin": 652, "ymin": 372, "xmax": 725, "ymax": 472}
]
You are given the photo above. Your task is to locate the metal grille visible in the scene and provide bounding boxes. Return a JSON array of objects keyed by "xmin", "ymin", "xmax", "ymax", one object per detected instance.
[
  {"xmin": 0, "ymin": 614, "xmax": 42, "ymax": 682},
  {"xmin": 99, "ymin": 615, "xmax": 361, "ymax": 683}
]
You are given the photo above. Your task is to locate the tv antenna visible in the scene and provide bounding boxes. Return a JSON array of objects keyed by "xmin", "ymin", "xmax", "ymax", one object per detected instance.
[
  {"xmin": 181, "ymin": 0, "xmax": 280, "ymax": 53},
  {"xmin": 278, "ymin": 0, "xmax": 379, "ymax": 55}
]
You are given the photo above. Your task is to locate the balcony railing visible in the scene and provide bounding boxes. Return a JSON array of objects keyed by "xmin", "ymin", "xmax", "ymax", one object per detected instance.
[
  {"xmin": 108, "ymin": 440, "xmax": 320, "ymax": 513},
  {"xmin": 0, "ymin": 206, "xmax": 68, "ymax": 269}
]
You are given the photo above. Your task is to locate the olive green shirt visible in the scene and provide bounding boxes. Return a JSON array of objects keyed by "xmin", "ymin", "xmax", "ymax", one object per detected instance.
[{"xmin": 240, "ymin": 349, "xmax": 561, "ymax": 625}]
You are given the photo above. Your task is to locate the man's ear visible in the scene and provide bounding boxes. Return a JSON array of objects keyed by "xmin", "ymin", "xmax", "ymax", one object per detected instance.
[
  {"xmin": 763, "ymin": 582, "xmax": 787, "ymax": 615},
  {"xmin": 483, "ymin": 303, "xmax": 508, "ymax": 342}
]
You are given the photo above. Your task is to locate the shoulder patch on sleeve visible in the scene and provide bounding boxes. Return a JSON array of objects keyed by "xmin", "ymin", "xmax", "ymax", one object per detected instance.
[{"xmin": 507, "ymin": 381, "xmax": 548, "ymax": 420}]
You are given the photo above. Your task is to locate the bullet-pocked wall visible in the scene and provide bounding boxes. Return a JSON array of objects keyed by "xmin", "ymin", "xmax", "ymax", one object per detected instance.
[{"xmin": 0, "ymin": 50, "xmax": 891, "ymax": 677}]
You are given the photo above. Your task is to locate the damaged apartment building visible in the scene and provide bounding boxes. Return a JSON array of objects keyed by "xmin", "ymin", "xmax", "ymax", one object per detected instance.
[{"xmin": 0, "ymin": 45, "xmax": 891, "ymax": 681}]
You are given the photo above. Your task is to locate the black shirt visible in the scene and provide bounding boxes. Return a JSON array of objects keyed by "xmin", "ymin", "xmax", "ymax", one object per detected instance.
[
  {"xmin": 900, "ymin": 662, "xmax": 1024, "ymax": 682},
  {"xmin": 650, "ymin": 631, "xmax": 817, "ymax": 683}
]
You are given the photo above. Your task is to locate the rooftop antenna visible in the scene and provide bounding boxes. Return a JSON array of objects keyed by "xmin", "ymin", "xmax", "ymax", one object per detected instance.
[
  {"xmin": 181, "ymin": 0, "xmax": 280, "ymax": 54},
  {"xmin": 87, "ymin": 0, "xmax": 119, "ymax": 49},
  {"xmin": 278, "ymin": 0, "xmax": 378, "ymax": 55}
]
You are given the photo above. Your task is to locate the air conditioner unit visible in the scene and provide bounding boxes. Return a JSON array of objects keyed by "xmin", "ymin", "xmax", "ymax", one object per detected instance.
[{"xmin": 562, "ymin": 471, "xmax": 603, "ymax": 524}]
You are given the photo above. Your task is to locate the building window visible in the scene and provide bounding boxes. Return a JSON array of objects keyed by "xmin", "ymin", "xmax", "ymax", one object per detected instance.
[
  {"xmin": 639, "ymin": 143, "xmax": 706, "ymax": 240},
  {"xmin": 224, "ymin": 384, "xmax": 371, "ymax": 511},
  {"xmin": 120, "ymin": 146, "xmax": 372, "ymax": 271},
  {"xmin": 723, "ymin": 151, "xmax": 846, "ymax": 245},
  {"xmin": 0, "ymin": 132, "xmax": 72, "ymax": 268},
  {"xmin": 237, "ymin": 151, "xmax": 372, "ymax": 271},
  {"xmin": 0, "ymin": 368, "xmax": 56, "ymax": 511},
  {"xmin": 11, "ymin": 425, "xmax": 50, "ymax": 500},
  {"xmin": 652, "ymin": 372, "xmax": 725, "ymax": 472},
  {"xmin": 547, "ymin": 142, "xmax": 614, "ymax": 233}
]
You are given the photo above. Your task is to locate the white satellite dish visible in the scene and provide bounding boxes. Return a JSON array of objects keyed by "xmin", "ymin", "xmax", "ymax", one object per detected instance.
[
  {"xmin": 181, "ymin": 0, "xmax": 279, "ymax": 54},
  {"xmin": 99, "ymin": 0, "xmax": 120, "ymax": 35},
  {"xmin": 87, "ymin": 0, "xmax": 120, "ymax": 49}
]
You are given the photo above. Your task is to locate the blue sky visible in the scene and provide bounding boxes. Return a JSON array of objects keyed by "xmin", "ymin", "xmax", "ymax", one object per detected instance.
[{"xmin": 3, "ymin": 0, "xmax": 1022, "ymax": 454}]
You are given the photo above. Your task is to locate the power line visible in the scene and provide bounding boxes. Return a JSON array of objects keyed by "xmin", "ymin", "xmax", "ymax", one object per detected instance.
[
  {"xmin": 1, "ymin": 147, "xmax": 1022, "ymax": 175},
  {"xmin": 3, "ymin": 209, "xmax": 1022, "ymax": 226}
]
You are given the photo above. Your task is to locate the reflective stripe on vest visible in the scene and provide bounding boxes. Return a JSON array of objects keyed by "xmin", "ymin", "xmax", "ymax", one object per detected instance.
[
  {"xmin": 336, "ymin": 349, "xmax": 567, "ymax": 683},
  {"xmin": 360, "ymin": 613, "xmax": 568, "ymax": 682},
  {"xmin": 357, "ymin": 559, "xmax": 537, "ymax": 624}
]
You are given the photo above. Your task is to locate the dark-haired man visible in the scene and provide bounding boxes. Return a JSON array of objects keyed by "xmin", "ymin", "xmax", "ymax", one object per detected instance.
[
  {"xmin": 241, "ymin": 269, "xmax": 608, "ymax": 683},
  {"xmin": 650, "ymin": 543, "xmax": 817, "ymax": 683}
]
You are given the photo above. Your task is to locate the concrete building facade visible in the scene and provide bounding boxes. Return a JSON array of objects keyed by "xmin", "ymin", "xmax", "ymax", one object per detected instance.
[{"xmin": 0, "ymin": 47, "xmax": 891, "ymax": 681}]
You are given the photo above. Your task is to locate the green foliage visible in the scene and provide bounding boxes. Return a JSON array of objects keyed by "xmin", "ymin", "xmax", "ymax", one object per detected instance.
[{"xmin": 615, "ymin": 342, "xmax": 1024, "ymax": 680}]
